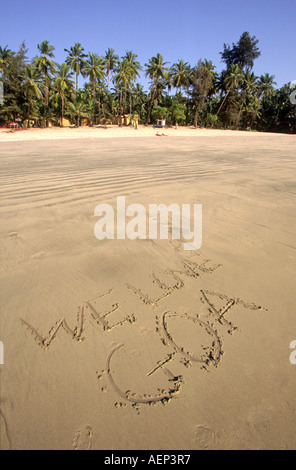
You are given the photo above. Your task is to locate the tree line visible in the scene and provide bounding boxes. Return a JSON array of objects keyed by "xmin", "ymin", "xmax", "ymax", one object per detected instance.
[{"xmin": 0, "ymin": 32, "xmax": 295, "ymax": 133}]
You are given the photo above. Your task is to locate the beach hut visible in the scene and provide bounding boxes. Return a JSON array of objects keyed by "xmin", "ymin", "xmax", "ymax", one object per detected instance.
[
  {"xmin": 23, "ymin": 119, "xmax": 37, "ymax": 128},
  {"xmin": 40, "ymin": 119, "xmax": 53, "ymax": 128},
  {"xmin": 124, "ymin": 114, "xmax": 131, "ymax": 126},
  {"xmin": 112, "ymin": 114, "xmax": 133, "ymax": 126},
  {"xmin": 156, "ymin": 119, "xmax": 166, "ymax": 128},
  {"xmin": 112, "ymin": 115, "xmax": 125, "ymax": 126},
  {"xmin": 130, "ymin": 113, "xmax": 139, "ymax": 129},
  {"xmin": 59, "ymin": 117, "xmax": 71, "ymax": 127}
]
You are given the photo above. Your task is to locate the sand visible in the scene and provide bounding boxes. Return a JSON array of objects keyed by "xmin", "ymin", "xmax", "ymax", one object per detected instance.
[
  {"xmin": 0, "ymin": 124, "xmax": 258, "ymax": 142},
  {"xmin": 0, "ymin": 128, "xmax": 295, "ymax": 450}
]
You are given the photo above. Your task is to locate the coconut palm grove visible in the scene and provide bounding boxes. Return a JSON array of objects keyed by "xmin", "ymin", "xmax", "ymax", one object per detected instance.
[{"xmin": 0, "ymin": 32, "xmax": 295, "ymax": 133}]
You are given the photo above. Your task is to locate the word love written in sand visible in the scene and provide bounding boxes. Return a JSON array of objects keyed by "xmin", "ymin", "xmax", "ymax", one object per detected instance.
[{"xmin": 20, "ymin": 249, "xmax": 265, "ymax": 411}]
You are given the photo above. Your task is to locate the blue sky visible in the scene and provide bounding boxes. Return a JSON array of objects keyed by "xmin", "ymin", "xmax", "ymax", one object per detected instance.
[{"xmin": 1, "ymin": 0, "xmax": 295, "ymax": 90}]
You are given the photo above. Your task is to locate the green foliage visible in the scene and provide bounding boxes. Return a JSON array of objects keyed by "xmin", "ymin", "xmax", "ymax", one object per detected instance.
[
  {"xmin": 221, "ymin": 32, "xmax": 261, "ymax": 71},
  {"xmin": 0, "ymin": 35, "xmax": 294, "ymax": 133},
  {"xmin": 170, "ymin": 99, "xmax": 187, "ymax": 125},
  {"xmin": 204, "ymin": 113, "xmax": 218, "ymax": 128},
  {"xmin": 0, "ymin": 42, "xmax": 28, "ymax": 121},
  {"xmin": 151, "ymin": 105, "xmax": 169, "ymax": 121}
]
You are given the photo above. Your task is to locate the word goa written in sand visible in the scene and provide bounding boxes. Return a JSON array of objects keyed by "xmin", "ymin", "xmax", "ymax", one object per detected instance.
[
  {"xmin": 94, "ymin": 196, "xmax": 202, "ymax": 251},
  {"xmin": 290, "ymin": 340, "xmax": 296, "ymax": 365}
]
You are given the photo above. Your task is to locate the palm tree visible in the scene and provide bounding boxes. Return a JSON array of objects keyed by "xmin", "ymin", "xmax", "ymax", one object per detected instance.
[
  {"xmin": 243, "ymin": 95, "xmax": 261, "ymax": 128},
  {"xmin": 237, "ymin": 70, "xmax": 258, "ymax": 123},
  {"xmin": 55, "ymin": 63, "xmax": 74, "ymax": 126},
  {"xmin": 123, "ymin": 51, "xmax": 142, "ymax": 114},
  {"xmin": 124, "ymin": 51, "xmax": 141, "ymax": 73},
  {"xmin": 145, "ymin": 53, "xmax": 169, "ymax": 124},
  {"xmin": 257, "ymin": 73, "xmax": 276, "ymax": 99},
  {"xmin": 132, "ymin": 83, "xmax": 147, "ymax": 121},
  {"xmin": 108, "ymin": 88, "xmax": 120, "ymax": 117},
  {"xmin": 243, "ymin": 71, "xmax": 258, "ymax": 96},
  {"xmin": 64, "ymin": 43, "xmax": 87, "ymax": 96},
  {"xmin": 34, "ymin": 41, "xmax": 56, "ymax": 102},
  {"xmin": 83, "ymin": 53, "xmax": 106, "ymax": 123},
  {"xmin": 216, "ymin": 64, "xmax": 243, "ymax": 116},
  {"xmin": 114, "ymin": 58, "xmax": 131, "ymax": 116},
  {"xmin": 171, "ymin": 59, "xmax": 191, "ymax": 94},
  {"xmin": 34, "ymin": 40, "xmax": 56, "ymax": 125},
  {"xmin": 190, "ymin": 59, "xmax": 217, "ymax": 127},
  {"xmin": 68, "ymin": 92, "xmax": 90, "ymax": 127},
  {"xmin": 23, "ymin": 64, "xmax": 43, "ymax": 127},
  {"xmin": 0, "ymin": 46, "xmax": 13, "ymax": 75},
  {"xmin": 104, "ymin": 48, "xmax": 119, "ymax": 91}
]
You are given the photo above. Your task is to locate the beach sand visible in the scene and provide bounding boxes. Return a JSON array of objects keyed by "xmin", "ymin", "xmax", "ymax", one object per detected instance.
[
  {"xmin": 0, "ymin": 128, "xmax": 295, "ymax": 450},
  {"xmin": 0, "ymin": 124, "xmax": 259, "ymax": 142}
]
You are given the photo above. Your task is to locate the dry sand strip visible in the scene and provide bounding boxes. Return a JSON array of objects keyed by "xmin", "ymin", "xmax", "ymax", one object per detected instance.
[
  {"xmin": 0, "ymin": 125, "xmax": 289, "ymax": 142},
  {"xmin": 0, "ymin": 133, "xmax": 296, "ymax": 450}
]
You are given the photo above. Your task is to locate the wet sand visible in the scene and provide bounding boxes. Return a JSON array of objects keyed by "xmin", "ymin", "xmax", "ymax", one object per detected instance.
[{"xmin": 0, "ymin": 133, "xmax": 296, "ymax": 450}]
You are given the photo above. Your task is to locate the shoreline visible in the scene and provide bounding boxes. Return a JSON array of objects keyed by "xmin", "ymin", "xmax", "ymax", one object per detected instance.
[{"xmin": 0, "ymin": 125, "xmax": 291, "ymax": 142}]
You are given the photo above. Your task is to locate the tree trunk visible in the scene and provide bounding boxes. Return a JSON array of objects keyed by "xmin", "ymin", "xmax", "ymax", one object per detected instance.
[
  {"xmin": 129, "ymin": 89, "xmax": 132, "ymax": 115},
  {"xmin": 119, "ymin": 90, "xmax": 122, "ymax": 126},
  {"xmin": 27, "ymin": 106, "xmax": 31, "ymax": 128},
  {"xmin": 124, "ymin": 86, "xmax": 127, "ymax": 115},
  {"xmin": 61, "ymin": 95, "xmax": 64, "ymax": 127},
  {"xmin": 45, "ymin": 85, "xmax": 49, "ymax": 128},
  {"xmin": 92, "ymin": 80, "xmax": 95, "ymax": 124},
  {"xmin": 145, "ymin": 87, "xmax": 156, "ymax": 125},
  {"xmin": 216, "ymin": 88, "xmax": 231, "ymax": 116},
  {"xmin": 194, "ymin": 105, "xmax": 198, "ymax": 128},
  {"xmin": 44, "ymin": 65, "xmax": 49, "ymax": 128},
  {"xmin": 27, "ymin": 91, "xmax": 31, "ymax": 128}
]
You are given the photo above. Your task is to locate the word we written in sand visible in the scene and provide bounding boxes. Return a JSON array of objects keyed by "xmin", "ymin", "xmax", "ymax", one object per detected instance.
[
  {"xmin": 20, "ymin": 253, "xmax": 224, "ymax": 349},
  {"xmin": 94, "ymin": 196, "xmax": 202, "ymax": 251},
  {"xmin": 20, "ymin": 249, "xmax": 264, "ymax": 410}
]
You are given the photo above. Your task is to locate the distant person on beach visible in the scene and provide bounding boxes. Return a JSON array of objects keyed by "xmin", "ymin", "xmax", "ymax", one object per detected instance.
[{"xmin": 156, "ymin": 131, "xmax": 168, "ymax": 137}]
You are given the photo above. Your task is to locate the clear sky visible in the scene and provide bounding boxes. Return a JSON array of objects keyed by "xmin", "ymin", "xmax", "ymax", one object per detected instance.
[{"xmin": 1, "ymin": 0, "xmax": 295, "ymax": 90}]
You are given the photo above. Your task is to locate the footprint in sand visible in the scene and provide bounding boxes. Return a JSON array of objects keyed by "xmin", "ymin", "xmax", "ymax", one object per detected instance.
[
  {"xmin": 195, "ymin": 425, "xmax": 216, "ymax": 450},
  {"xmin": 72, "ymin": 426, "xmax": 93, "ymax": 450}
]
